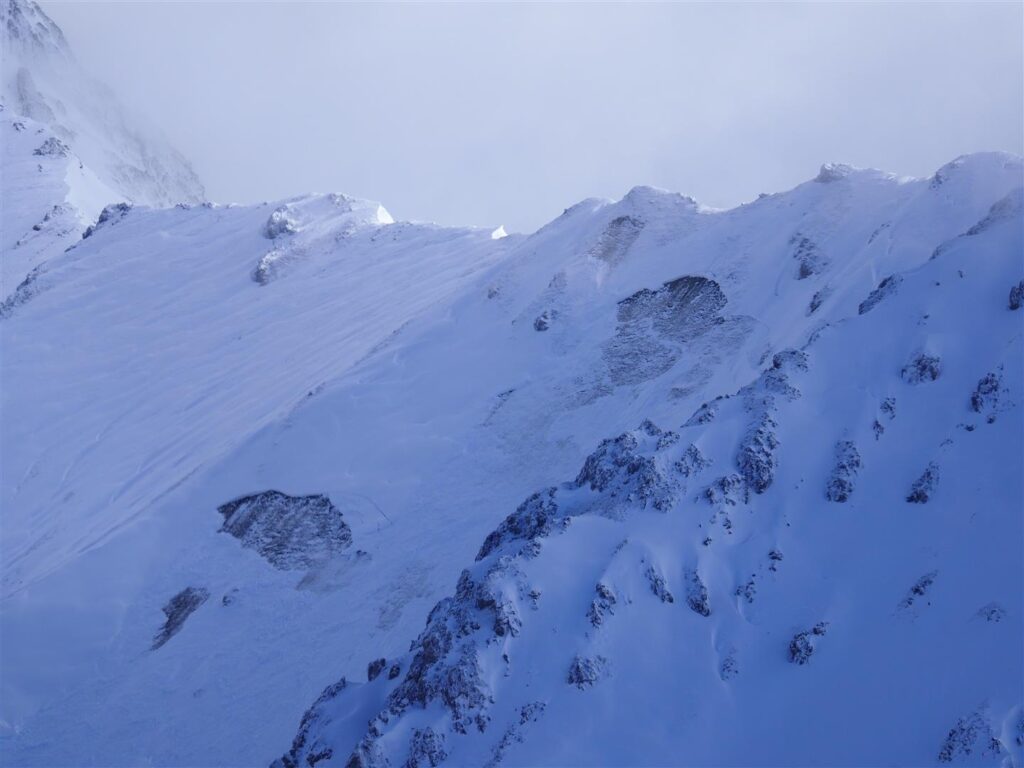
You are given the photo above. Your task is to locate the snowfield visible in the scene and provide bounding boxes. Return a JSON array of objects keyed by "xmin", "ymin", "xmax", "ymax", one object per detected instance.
[{"xmin": 1, "ymin": 2, "xmax": 1022, "ymax": 767}]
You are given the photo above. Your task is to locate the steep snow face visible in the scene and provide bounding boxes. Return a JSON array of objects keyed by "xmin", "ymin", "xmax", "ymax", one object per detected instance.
[
  {"xmin": 286, "ymin": 191, "xmax": 1024, "ymax": 765},
  {"xmin": 0, "ymin": 0, "xmax": 205, "ymax": 208},
  {"xmin": 277, "ymin": 178, "xmax": 1024, "ymax": 768},
  {"xmin": 1, "ymin": 154, "xmax": 1022, "ymax": 768}
]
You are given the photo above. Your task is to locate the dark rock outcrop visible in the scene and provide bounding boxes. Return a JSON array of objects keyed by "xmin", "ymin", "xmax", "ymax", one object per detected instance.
[
  {"xmin": 82, "ymin": 202, "xmax": 132, "ymax": 239},
  {"xmin": 476, "ymin": 488, "xmax": 560, "ymax": 561},
  {"xmin": 704, "ymin": 474, "xmax": 746, "ymax": 508},
  {"xmin": 901, "ymin": 354, "xmax": 942, "ymax": 384},
  {"xmin": 733, "ymin": 350, "xmax": 808, "ymax": 495},
  {"xmin": 684, "ymin": 569, "xmax": 710, "ymax": 616},
  {"xmin": 906, "ymin": 463, "xmax": 940, "ymax": 504},
  {"xmin": 808, "ymin": 286, "xmax": 831, "ymax": 315},
  {"xmin": 683, "ymin": 400, "xmax": 719, "ymax": 427},
  {"xmin": 873, "ymin": 397, "xmax": 897, "ymax": 439},
  {"xmin": 404, "ymin": 727, "xmax": 447, "ymax": 768},
  {"xmin": 567, "ymin": 655, "xmax": 608, "ymax": 689},
  {"xmin": 937, "ymin": 709, "xmax": 1006, "ymax": 764},
  {"xmin": 970, "ymin": 371, "xmax": 1002, "ymax": 420},
  {"xmin": 0, "ymin": 264, "xmax": 45, "ymax": 319},
  {"xmin": 587, "ymin": 215, "xmax": 645, "ymax": 266},
  {"xmin": 858, "ymin": 274, "xmax": 903, "ymax": 315},
  {"xmin": 152, "ymin": 587, "xmax": 209, "ymax": 650},
  {"xmin": 274, "ymin": 678, "xmax": 348, "ymax": 768},
  {"xmin": 675, "ymin": 444, "xmax": 711, "ymax": 481},
  {"xmin": 645, "ymin": 565, "xmax": 674, "ymax": 603},
  {"xmin": 381, "ymin": 567, "xmax": 506, "ymax": 738},
  {"xmin": 736, "ymin": 415, "xmax": 779, "ymax": 494},
  {"xmin": 33, "ymin": 136, "xmax": 69, "ymax": 156},
  {"xmin": 587, "ymin": 582, "xmax": 617, "ymax": 628},
  {"xmin": 735, "ymin": 575, "xmax": 757, "ymax": 605},
  {"xmin": 604, "ymin": 275, "xmax": 728, "ymax": 386},
  {"xmin": 574, "ymin": 430, "xmax": 675, "ymax": 511},
  {"xmin": 790, "ymin": 233, "xmax": 829, "ymax": 279},
  {"xmin": 898, "ymin": 571, "xmax": 938, "ymax": 612},
  {"xmin": 788, "ymin": 622, "xmax": 829, "ymax": 665},
  {"xmin": 217, "ymin": 490, "xmax": 352, "ymax": 570},
  {"xmin": 826, "ymin": 440, "xmax": 862, "ymax": 502},
  {"xmin": 367, "ymin": 658, "xmax": 387, "ymax": 682},
  {"xmin": 1010, "ymin": 280, "xmax": 1024, "ymax": 311}
]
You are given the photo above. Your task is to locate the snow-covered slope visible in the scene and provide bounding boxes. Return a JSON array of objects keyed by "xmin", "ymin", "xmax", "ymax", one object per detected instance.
[
  {"xmin": 281, "ymin": 178, "xmax": 1024, "ymax": 768},
  {"xmin": 1, "ymin": 137, "xmax": 1021, "ymax": 768},
  {"xmin": 1, "ymin": 0, "xmax": 204, "ymax": 208},
  {"xmin": 1, "ymin": 110, "xmax": 124, "ymax": 293}
]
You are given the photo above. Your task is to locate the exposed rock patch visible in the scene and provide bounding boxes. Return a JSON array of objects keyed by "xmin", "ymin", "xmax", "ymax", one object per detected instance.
[
  {"xmin": 476, "ymin": 488, "xmax": 560, "ymax": 561},
  {"xmin": 970, "ymin": 370, "xmax": 1003, "ymax": 421},
  {"xmin": 826, "ymin": 440, "xmax": 862, "ymax": 502},
  {"xmin": 674, "ymin": 444, "xmax": 711, "ymax": 483},
  {"xmin": 587, "ymin": 215, "xmax": 645, "ymax": 266},
  {"xmin": 937, "ymin": 708, "xmax": 1006, "ymax": 764},
  {"xmin": 567, "ymin": 655, "xmax": 608, "ymax": 689},
  {"xmin": 533, "ymin": 310, "xmax": 555, "ymax": 331},
  {"xmin": 32, "ymin": 136, "xmax": 68, "ymax": 156},
  {"xmin": 367, "ymin": 658, "xmax": 387, "ymax": 682},
  {"xmin": 404, "ymin": 727, "xmax": 447, "ymax": 768},
  {"xmin": 152, "ymin": 587, "xmax": 209, "ymax": 650},
  {"xmin": 735, "ymin": 575, "xmax": 757, "ymax": 605},
  {"xmin": 790, "ymin": 233, "xmax": 829, "ymax": 279},
  {"xmin": 859, "ymin": 274, "xmax": 903, "ymax": 315},
  {"xmin": 906, "ymin": 463, "xmax": 940, "ymax": 504},
  {"xmin": 808, "ymin": 286, "xmax": 831, "ymax": 315},
  {"xmin": 603, "ymin": 275, "xmax": 728, "ymax": 387},
  {"xmin": 217, "ymin": 490, "xmax": 352, "ymax": 570},
  {"xmin": 587, "ymin": 582, "xmax": 617, "ymax": 628},
  {"xmin": 1010, "ymin": 280, "xmax": 1024, "ymax": 311},
  {"xmin": 901, "ymin": 353, "xmax": 942, "ymax": 384},
  {"xmin": 484, "ymin": 702, "xmax": 546, "ymax": 768},
  {"xmin": 0, "ymin": 264, "xmax": 46, "ymax": 319},
  {"xmin": 897, "ymin": 571, "xmax": 938, "ymax": 613},
  {"xmin": 645, "ymin": 565, "xmax": 674, "ymax": 604},
  {"xmin": 736, "ymin": 415, "xmax": 779, "ymax": 494},
  {"xmin": 574, "ymin": 430, "xmax": 675, "ymax": 512},
  {"xmin": 683, "ymin": 400, "xmax": 719, "ymax": 427},
  {"xmin": 873, "ymin": 397, "xmax": 896, "ymax": 439},
  {"xmin": 788, "ymin": 622, "xmax": 829, "ymax": 665},
  {"xmin": 273, "ymin": 678, "xmax": 348, "ymax": 768},
  {"xmin": 684, "ymin": 569, "xmax": 710, "ymax": 616}
]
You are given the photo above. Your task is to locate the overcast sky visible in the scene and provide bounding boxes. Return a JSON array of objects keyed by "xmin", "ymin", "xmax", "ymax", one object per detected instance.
[{"xmin": 43, "ymin": 1, "xmax": 1023, "ymax": 233}]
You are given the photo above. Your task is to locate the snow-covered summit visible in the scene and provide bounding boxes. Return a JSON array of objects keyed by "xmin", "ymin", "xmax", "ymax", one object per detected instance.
[
  {"xmin": 1, "ymin": 0, "xmax": 70, "ymax": 61},
  {"xmin": 0, "ymin": 0, "xmax": 205, "ymax": 208}
]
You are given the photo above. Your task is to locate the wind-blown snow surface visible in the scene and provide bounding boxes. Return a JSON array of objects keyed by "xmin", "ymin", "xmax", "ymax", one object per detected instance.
[{"xmin": 2, "ymin": 136, "xmax": 1022, "ymax": 766}]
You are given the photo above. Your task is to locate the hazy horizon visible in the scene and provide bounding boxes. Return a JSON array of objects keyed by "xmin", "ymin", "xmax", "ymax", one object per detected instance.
[{"xmin": 43, "ymin": 1, "xmax": 1024, "ymax": 232}]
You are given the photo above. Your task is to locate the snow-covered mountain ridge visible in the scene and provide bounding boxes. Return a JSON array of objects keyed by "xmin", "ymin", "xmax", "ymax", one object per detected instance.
[
  {"xmin": 1, "ymin": 0, "xmax": 204, "ymax": 209},
  {"xmin": 281, "ymin": 182, "xmax": 1024, "ymax": 765},
  {"xmin": 1, "ymin": 5, "xmax": 1022, "ymax": 764},
  {"xmin": 2, "ymin": 137, "xmax": 1021, "ymax": 767}
]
